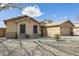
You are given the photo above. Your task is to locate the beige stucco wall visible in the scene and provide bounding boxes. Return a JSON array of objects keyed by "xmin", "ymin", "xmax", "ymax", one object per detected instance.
[
  {"xmin": 16, "ymin": 18, "xmax": 41, "ymax": 37},
  {"xmin": 73, "ymin": 24, "xmax": 79, "ymax": 35},
  {"xmin": 6, "ymin": 20, "xmax": 16, "ymax": 32},
  {"xmin": 6, "ymin": 18, "xmax": 41, "ymax": 38},
  {"xmin": 5, "ymin": 20, "xmax": 17, "ymax": 38},
  {"xmin": 46, "ymin": 26, "xmax": 60, "ymax": 37}
]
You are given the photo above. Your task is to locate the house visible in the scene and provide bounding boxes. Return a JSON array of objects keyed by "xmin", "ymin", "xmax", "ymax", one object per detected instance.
[
  {"xmin": 0, "ymin": 28, "xmax": 6, "ymax": 37},
  {"xmin": 3, "ymin": 15, "xmax": 74, "ymax": 38},
  {"xmin": 73, "ymin": 23, "xmax": 79, "ymax": 35},
  {"xmin": 4, "ymin": 15, "xmax": 41, "ymax": 38},
  {"xmin": 43, "ymin": 20, "xmax": 74, "ymax": 37}
]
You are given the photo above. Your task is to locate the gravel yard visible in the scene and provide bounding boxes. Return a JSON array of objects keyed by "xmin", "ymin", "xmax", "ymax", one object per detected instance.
[{"xmin": 0, "ymin": 36, "xmax": 79, "ymax": 56}]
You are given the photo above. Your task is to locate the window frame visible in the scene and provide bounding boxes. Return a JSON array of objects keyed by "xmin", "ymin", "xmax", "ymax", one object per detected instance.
[
  {"xmin": 33, "ymin": 25, "xmax": 38, "ymax": 33},
  {"xmin": 20, "ymin": 24, "xmax": 26, "ymax": 33}
]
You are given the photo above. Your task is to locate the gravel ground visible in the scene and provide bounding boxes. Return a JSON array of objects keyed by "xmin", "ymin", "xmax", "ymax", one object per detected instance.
[{"xmin": 0, "ymin": 37, "xmax": 79, "ymax": 56}]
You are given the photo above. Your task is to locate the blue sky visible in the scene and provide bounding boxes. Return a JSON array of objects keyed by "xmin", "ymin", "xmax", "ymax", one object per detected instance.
[{"xmin": 0, "ymin": 3, "xmax": 79, "ymax": 27}]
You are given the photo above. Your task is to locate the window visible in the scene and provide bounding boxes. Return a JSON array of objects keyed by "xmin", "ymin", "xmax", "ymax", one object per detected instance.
[
  {"xmin": 33, "ymin": 25, "xmax": 38, "ymax": 33},
  {"xmin": 20, "ymin": 24, "xmax": 25, "ymax": 33}
]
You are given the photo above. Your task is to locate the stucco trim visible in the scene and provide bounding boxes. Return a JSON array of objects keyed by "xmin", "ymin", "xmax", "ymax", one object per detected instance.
[{"xmin": 45, "ymin": 25, "xmax": 59, "ymax": 28}]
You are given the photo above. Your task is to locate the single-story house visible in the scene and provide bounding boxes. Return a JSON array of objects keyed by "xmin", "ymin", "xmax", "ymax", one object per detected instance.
[
  {"xmin": 3, "ymin": 15, "xmax": 74, "ymax": 38},
  {"xmin": 43, "ymin": 20, "xmax": 74, "ymax": 37},
  {"xmin": 73, "ymin": 23, "xmax": 79, "ymax": 35},
  {"xmin": 4, "ymin": 15, "xmax": 41, "ymax": 38}
]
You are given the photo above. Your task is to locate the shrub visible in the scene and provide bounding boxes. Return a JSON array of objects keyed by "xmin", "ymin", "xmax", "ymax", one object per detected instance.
[
  {"xmin": 25, "ymin": 34, "xmax": 30, "ymax": 38},
  {"xmin": 54, "ymin": 34, "xmax": 60, "ymax": 41}
]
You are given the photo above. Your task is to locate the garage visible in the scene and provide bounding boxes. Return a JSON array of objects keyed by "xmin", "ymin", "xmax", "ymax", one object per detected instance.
[
  {"xmin": 60, "ymin": 20, "xmax": 74, "ymax": 36},
  {"xmin": 44, "ymin": 20, "xmax": 74, "ymax": 37},
  {"xmin": 60, "ymin": 27, "xmax": 72, "ymax": 36}
]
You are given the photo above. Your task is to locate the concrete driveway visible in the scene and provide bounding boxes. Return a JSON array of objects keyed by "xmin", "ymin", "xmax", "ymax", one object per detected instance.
[{"xmin": 0, "ymin": 36, "xmax": 79, "ymax": 56}]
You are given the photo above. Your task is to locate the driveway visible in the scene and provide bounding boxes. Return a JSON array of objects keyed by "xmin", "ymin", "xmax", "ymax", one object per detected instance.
[{"xmin": 0, "ymin": 37, "xmax": 79, "ymax": 56}]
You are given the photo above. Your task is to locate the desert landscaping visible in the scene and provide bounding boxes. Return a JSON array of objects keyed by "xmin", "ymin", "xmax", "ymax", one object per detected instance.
[
  {"xmin": 0, "ymin": 36, "xmax": 79, "ymax": 56},
  {"xmin": 0, "ymin": 3, "xmax": 79, "ymax": 56}
]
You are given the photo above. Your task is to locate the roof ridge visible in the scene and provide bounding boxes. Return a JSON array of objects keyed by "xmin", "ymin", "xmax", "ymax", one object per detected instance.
[{"xmin": 4, "ymin": 15, "xmax": 40, "ymax": 24}]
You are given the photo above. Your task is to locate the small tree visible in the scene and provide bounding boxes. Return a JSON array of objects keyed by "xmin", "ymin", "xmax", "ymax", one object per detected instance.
[{"xmin": 0, "ymin": 3, "xmax": 24, "ymax": 11}]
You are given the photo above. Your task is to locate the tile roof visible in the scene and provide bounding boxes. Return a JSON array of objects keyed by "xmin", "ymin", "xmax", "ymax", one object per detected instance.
[
  {"xmin": 4, "ymin": 15, "xmax": 40, "ymax": 24},
  {"xmin": 44, "ymin": 20, "xmax": 74, "ymax": 27}
]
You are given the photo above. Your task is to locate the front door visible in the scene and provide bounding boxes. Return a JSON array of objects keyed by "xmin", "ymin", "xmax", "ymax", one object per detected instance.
[
  {"xmin": 41, "ymin": 26, "xmax": 43, "ymax": 37},
  {"xmin": 20, "ymin": 24, "xmax": 26, "ymax": 33}
]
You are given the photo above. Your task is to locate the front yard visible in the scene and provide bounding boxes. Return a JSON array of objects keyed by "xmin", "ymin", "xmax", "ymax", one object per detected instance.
[{"xmin": 0, "ymin": 36, "xmax": 79, "ymax": 56}]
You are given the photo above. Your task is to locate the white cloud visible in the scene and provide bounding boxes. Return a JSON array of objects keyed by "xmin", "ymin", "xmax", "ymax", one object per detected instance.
[
  {"xmin": 60, "ymin": 16, "xmax": 68, "ymax": 20},
  {"xmin": 21, "ymin": 5, "xmax": 43, "ymax": 17},
  {"xmin": 64, "ymin": 16, "xmax": 68, "ymax": 19},
  {"xmin": 53, "ymin": 15, "xmax": 56, "ymax": 17},
  {"xmin": 0, "ymin": 21, "xmax": 4, "ymax": 24},
  {"xmin": 0, "ymin": 21, "xmax": 6, "ymax": 28}
]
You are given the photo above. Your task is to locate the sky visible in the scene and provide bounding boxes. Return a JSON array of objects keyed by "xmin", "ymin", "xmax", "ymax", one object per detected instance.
[{"xmin": 0, "ymin": 3, "xmax": 79, "ymax": 27}]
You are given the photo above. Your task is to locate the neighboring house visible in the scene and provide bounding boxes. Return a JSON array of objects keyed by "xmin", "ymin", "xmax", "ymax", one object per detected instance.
[
  {"xmin": 4, "ymin": 15, "xmax": 41, "ymax": 38},
  {"xmin": 43, "ymin": 20, "xmax": 74, "ymax": 37},
  {"xmin": 0, "ymin": 28, "xmax": 6, "ymax": 37},
  {"xmin": 3, "ymin": 15, "xmax": 74, "ymax": 38},
  {"xmin": 73, "ymin": 23, "xmax": 79, "ymax": 35}
]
